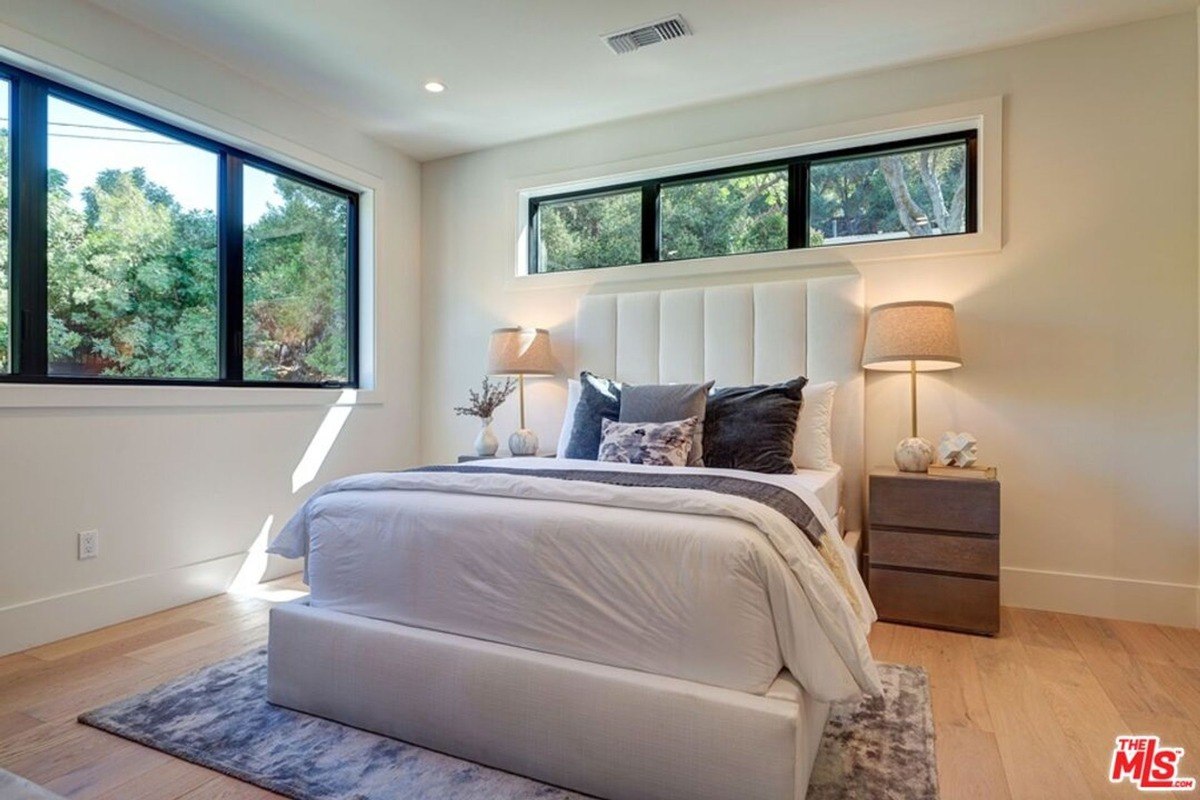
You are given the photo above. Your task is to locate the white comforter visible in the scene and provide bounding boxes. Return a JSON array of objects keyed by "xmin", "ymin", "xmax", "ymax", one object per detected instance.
[{"xmin": 270, "ymin": 458, "xmax": 881, "ymax": 702}]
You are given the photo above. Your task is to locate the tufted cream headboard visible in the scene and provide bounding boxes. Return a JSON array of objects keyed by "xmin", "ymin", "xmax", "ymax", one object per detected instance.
[{"xmin": 574, "ymin": 275, "xmax": 865, "ymax": 531}]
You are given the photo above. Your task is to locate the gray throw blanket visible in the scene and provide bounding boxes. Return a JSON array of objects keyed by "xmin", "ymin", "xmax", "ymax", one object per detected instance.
[{"xmin": 410, "ymin": 465, "xmax": 826, "ymax": 546}]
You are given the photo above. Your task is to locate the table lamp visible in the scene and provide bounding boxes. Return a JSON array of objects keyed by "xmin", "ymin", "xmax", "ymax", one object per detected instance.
[
  {"xmin": 488, "ymin": 327, "xmax": 555, "ymax": 456},
  {"xmin": 862, "ymin": 301, "xmax": 962, "ymax": 472}
]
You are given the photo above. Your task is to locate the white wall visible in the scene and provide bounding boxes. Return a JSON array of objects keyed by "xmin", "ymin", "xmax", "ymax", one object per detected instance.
[
  {"xmin": 422, "ymin": 15, "xmax": 1200, "ymax": 626},
  {"xmin": 0, "ymin": 1, "xmax": 422, "ymax": 654}
]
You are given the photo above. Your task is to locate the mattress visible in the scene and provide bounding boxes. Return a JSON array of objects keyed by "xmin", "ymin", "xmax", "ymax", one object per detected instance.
[
  {"xmin": 792, "ymin": 464, "xmax": 842, "ymax": 523},
  {"xmin": 283, "ymin": 458, "xmax": 873, "ymax": 698}
]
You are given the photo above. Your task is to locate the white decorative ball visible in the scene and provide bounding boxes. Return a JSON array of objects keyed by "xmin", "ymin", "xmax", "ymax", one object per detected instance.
[
  {"xmin": 508, "ymin": 428, "xmax": 539, "ymax": 456},
  {"xmin": 894, "ymin": 437, "xmax": 934, "ymax": 473}
]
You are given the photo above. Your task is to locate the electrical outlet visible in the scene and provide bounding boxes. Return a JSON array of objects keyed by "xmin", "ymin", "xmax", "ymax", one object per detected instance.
[{"xmin": 78, "ymin": 530, "xmax": 99, "ymax": 560}]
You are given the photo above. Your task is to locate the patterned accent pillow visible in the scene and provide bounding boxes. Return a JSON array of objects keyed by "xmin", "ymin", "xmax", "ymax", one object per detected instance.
[{"xmin": 597, "ymin": 417, "xmax": 698, "ymax": 467}]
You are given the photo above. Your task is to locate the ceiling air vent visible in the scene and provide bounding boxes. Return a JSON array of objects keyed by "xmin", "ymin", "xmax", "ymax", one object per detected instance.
[{"xmin": 603, "ymin": 15, "xmax": 692, "ymax": 55}]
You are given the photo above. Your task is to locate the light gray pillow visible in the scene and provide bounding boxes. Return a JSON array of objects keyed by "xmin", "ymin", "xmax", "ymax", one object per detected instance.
[
  {"xmin": 619, "ymin": 381, "xmax": 714, "ymax": 466},
  {"xmin": 598, "ymin": 417, "xmax": 698, "ymax": 467}
]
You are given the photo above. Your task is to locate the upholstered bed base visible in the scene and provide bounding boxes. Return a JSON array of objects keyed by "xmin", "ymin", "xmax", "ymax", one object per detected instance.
[{"xmin": 267, "ymin": 600, "xmax": 830, "ymax": 800}]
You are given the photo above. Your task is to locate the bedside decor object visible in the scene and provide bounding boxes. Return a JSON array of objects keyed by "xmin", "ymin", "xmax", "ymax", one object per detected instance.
[
  {"xmin": 488, "ymin": 327, "xmax": 555, "ymax": 456},
  {"xmin": 868, "ymin": 468, "xmax": 1000, "ymax": 635},
  {"xmin": 893, "ymin": 437, "xmax": 934, "ymax": 473},
  {"xmin": 862, "ymin": 301, "xmax": 962, "ymax": 473},
  {"xmin": 454, "ymin": 376, "xmax": 517, "ymax": 457},
  {"xmin": 937, "ymin": 431, "xmax": 978, "ymax": 467}
]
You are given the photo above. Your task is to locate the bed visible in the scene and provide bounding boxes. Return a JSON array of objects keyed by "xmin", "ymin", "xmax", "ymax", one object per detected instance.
[{"xmin": 266, "ymin": 275, "xmax": 874, "ymax": 800}]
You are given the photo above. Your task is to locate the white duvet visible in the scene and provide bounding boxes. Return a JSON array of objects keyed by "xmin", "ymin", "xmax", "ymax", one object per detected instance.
[{"xmin": 270, "ymin": 458, "xmax": 881, "ymax": 702}]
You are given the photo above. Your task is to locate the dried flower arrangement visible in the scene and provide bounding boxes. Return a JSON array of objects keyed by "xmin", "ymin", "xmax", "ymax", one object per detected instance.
[{"xmin": 454, "ymin": 376, "xmax": 517, "ymax": 420}]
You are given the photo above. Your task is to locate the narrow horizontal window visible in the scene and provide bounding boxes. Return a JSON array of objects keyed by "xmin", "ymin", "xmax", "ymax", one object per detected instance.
[
  {"xmin": 534, "ymin": 189, "xmax": 641, "ymax": 272},
  {"xmin": 527, "ymin": 129, "xmax": 977, "ymax": 274},
  {"xmin": 808, "ymin": 139, "xmax": 969, "ymax": 247},
  {"xmin": 0, "ymin": 59, "xmax": 361, "ymax": 389},
  {"xmin": 660, "ymin": 168, "xmax": 788, "ymax": 261}
]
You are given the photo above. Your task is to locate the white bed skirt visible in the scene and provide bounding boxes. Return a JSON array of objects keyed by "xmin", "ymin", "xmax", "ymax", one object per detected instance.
[{"xmin": 267, "ymin": 600, "xmax": 830, "ymax": 800}]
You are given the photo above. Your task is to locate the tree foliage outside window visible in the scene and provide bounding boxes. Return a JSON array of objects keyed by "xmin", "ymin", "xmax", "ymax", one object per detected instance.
[
  {"xmin": 243, "ymin": 166, "xmax": 350, "ymax": 383},
  {"xmin": 529, "ymin": 133, "xmax": 973, "ymax": 274},
  {"xmin": 536, "ymin": 190, "xmax": 640, "ymax": 272},
  {"xmin": 0, "ymin": 89, "xmax": 356, "ymax": 385},
  {"xmin": 809, "ymin": 142, "xmax": 967, "ymax": 246},
  {"xmin": 660, "ymin": 169, "xmax": 787, "ymax": 260},
  {"xmin": 46, "ymin": 97, "xmax": 220, "ymax": 379}
]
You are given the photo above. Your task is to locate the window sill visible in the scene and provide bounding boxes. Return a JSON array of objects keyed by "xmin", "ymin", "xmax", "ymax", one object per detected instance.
[
  {"xmin": 0, "ymin": 382, "xmax": 382, "ymax": 410},
  {"xmin": 507, "ymin": 228, "xmax": 1000, "ymax": 291}
]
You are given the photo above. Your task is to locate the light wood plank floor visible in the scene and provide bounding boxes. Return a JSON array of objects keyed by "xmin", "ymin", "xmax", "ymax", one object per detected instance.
[{"xmin": 1, "ymin": 578, "xmax": 1197, "ymax": 799}]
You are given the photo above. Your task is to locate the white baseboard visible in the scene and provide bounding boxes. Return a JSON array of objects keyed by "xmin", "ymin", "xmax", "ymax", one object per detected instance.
[
  {"xmin": 0, "ymin": 554, "xmax": 247, "ymax": 657},
  {"xmin": 1001, "ymin": 566, "xmax": 1199, "ymax": 628}
]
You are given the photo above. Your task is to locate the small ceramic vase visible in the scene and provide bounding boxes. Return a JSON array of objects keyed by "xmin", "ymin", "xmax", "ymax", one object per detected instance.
[{"xmin": 474, "ymin": 417, "xmax": 499, "ymax": 457}]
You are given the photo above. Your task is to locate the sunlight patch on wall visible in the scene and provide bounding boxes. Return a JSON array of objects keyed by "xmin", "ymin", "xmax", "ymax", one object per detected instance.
[{"xmin": 291, "ymin": 389, "xmax": 357, "ymax": 493}]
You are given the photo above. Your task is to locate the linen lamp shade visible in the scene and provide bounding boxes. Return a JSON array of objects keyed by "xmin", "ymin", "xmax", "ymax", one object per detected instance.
[
  {"xmin": 862, "ymin": 301, "xmax": 962, "ymax": 372},
  {"xmin": 487, "ymin": 328, "xmax": 555, "ymax": 376}
]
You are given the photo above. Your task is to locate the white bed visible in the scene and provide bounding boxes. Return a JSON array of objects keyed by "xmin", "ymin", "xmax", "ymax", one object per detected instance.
[
  {"xmin": 267, "ymin": 275, "xmax": 871, "ymax": 800},
  {"xmin": 286, "ymin": 456, "xmax": 860, "ymax": 697}
]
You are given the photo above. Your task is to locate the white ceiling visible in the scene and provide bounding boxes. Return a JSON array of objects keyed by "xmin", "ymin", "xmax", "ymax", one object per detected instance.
[{"xmin": 88, "ymin": 0, "xmax": 1195, "ymax": 161}]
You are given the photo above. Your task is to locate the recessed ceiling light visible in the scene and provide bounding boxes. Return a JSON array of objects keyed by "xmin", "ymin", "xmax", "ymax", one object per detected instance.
[{"xmin": 423, "ymin": 81, "xmax": 446, "ymax": 93}]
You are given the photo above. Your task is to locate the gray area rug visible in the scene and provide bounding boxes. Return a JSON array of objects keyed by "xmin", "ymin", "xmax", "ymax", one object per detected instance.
[
  {"xmin": 80, "ymin": 649, "xmax": 937, "ymax": 799},
  {"xmin": 0, "ymin": 768, "xmax": 67, "ymax": 800}
]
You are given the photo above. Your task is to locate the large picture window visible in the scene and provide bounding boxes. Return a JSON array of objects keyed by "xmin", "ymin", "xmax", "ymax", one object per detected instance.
[
  {"xmin": 528, "ymin": 130, "xmax": 976, "ymax": 273},
  {"xmin": 0, "ymin": 62, "xmax": 359, "ymax": 387}
]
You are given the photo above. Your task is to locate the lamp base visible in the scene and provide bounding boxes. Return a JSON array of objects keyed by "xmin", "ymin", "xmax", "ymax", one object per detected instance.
[
  {"xmin": 509, "ymin": 429, "xmax": 539, "ymax": 456},
  {"xmin": 894, "ymin": 437, "xmax": 934, "ymax": 473}
]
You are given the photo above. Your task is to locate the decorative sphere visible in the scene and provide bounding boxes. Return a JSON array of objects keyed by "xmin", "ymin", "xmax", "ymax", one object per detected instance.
[
  {"xmin": 894, "ymin": 437, "xmax": 934, "ymax": 473},
  {"xmin": 509, "ymin": 428, "xmax": 539, "ymax": 456}
]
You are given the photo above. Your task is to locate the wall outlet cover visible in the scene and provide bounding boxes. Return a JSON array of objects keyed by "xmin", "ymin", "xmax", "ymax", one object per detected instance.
[{"xmin": 78, "ymin": 530, "xmax": 99, "ymax": 560}]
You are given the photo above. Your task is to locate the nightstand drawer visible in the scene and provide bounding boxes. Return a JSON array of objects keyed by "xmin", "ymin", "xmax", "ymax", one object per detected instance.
[
  {"xmin": 869, "ymin": 476, "xmax": 999, "ymax": 535},
  {"xmin": 869, "ymin": 567, "xmax": 999, "ymax": 634},
  {"xmin": 870, "ymin": 528, "xmax": 998, "ymax": 577}
]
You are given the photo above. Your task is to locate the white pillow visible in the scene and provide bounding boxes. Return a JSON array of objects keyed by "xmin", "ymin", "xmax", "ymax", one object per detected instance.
[
  {"xmin": 555, "ymin": 378, "xmax": 582, "ymax": 458},
  {"xmin": 793, "ymin": 381, "xmax": 837, "ymax": 470}
]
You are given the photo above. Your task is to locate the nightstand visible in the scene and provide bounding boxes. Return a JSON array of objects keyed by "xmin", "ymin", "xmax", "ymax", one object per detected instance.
[
  {"xmin": 457, "ymin": 452, "xmax": 554, "ymax": 463},
  {"xmin": 867, "ymin": 468, "xmax": 1000, "ymax": 635}
]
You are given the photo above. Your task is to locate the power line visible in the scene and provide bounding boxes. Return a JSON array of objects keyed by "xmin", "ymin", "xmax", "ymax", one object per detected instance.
[{"xmin": 47, "ymin": 132, "xmax": 188, "ymax": 145}]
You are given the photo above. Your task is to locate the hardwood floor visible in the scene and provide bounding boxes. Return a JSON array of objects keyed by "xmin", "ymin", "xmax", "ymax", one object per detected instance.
[{"xmin": 1, "ymin": 580, "xmax": 1197, "ymax": 799}]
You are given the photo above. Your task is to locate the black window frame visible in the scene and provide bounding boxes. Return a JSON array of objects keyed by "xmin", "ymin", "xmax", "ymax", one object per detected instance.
[
  {"xmin": 527, "ymin": 129, "xmax": 978, "ymax": 274},
  {"xmin": 0, "ymin": 60, "xmax": 361, "ymax": 389}
]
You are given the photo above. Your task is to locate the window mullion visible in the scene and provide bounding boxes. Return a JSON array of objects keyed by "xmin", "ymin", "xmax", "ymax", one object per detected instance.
[
  {"xmin": 787, "ymin": 161, "xmax": 805, "ymax": 250},
  {"xmin": 10, "ymin": 76, "xmax": 48, "ymax": 377},
  {"xmin": 218, "ymin": 153, "xmax": 244, "ymax": 382},
  {"xmin": 640, "ymin": 182, "xmax": 660, "ymax": 263}
]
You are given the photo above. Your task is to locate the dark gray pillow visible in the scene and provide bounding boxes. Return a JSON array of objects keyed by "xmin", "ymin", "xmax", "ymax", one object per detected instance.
[
  {"xmin": 564, "ymin": 372, "xmax": 622, "ymax": 460},
  {"xmin": 703, "ymin": 377, "xmax": 807, "ymax": 474},
  {"xmin": 619, "ymin": 381, "xmax": 714, "ymax": 466}
]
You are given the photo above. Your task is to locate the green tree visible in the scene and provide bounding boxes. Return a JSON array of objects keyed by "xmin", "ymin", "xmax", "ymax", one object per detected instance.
[
  {"xmin": 243, "ymin": 175, "xmax": 349, "ymax": 382},
  {"xmin": 0, "ymin": 135, "xmax": 347, "ymax": 382},
  {"xmin": 47, "ymin": 167, "xmax": 218, "ymax": 378}
]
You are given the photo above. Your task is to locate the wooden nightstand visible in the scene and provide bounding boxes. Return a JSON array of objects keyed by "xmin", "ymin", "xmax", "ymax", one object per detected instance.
[{"xmin": 867, "ymin": 468, "xmax": 1000, "ymax": 635}]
